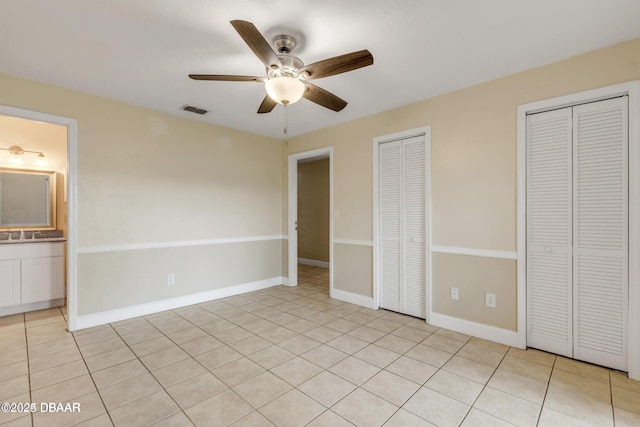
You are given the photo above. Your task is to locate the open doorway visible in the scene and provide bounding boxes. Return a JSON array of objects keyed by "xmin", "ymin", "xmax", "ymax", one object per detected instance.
[
  {"xmin": 0, "ymin": 105, "xmax": 77, "ymax": 330},
  {"xmin": 287, "ymin": 147, "xmax": 333, "ymax": 295},
  {"xmin": 297, "ymin": 156, "xmax": 330, "ymax": 293}
]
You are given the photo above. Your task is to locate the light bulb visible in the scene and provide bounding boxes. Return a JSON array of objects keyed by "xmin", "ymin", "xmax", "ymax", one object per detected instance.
[
  {"xmin": 8, "ymin": 154, "xmax": 24, "ymax": 165},
  {"xmin": 34, "ymin": 152, "xmax": 48, "ymax": 167}
]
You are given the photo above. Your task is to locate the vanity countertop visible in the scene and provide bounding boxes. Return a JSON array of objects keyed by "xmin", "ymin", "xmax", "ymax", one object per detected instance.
[{"xmin": 0, "ymin": 230, "xmax": 65, "ymax": 244}]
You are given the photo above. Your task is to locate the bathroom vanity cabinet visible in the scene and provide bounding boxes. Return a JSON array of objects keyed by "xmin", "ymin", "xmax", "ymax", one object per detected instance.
[{"xmin": 0, "ymin": 240, "xmax": 65, "ymax": 315}]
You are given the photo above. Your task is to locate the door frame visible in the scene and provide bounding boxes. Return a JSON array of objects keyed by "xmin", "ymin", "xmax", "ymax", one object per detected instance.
[
  {"xmin": 517, "ymin": 80, "xmax": 640, "ymax": 379},
  {"xmin": 372, "ymin": 126, "xmax": 432, "ymax": 320},
  {"xmin": 287, "ymin": 147, "xmax": 334, "ymax": 293},
  {"xmin": 0, "ymin": 104, "xmax": 78, "ymax": 331}
]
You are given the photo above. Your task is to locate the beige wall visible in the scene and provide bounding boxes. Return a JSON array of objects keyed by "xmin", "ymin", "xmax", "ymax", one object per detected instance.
[
  {"xmin": 2, "ymin": 36, "xmax": 639, "ymax": 329},
  {"xmin": 285, "ymin": 37, "xmax": 640, "ymax": 331},
  {"xmin": 297, "ymin": 158, "xmax": 329, "ymax": 263},
  {"xmin": 0, "ymin": 73, "xmax": 283, "ymax": 318}
]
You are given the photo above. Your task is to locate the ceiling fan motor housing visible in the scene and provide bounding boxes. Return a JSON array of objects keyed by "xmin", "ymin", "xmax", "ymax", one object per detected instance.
[
  {"xmin": 273, "ymin": 35, "xmax": 296, "ymax": 53},
  {"xmin": 273, "ymin": 54, "xmax": 304, "ymax": 77},
  {"xmin": 270, "ymin": 35, "xmax": 304, "ymax": 78}
]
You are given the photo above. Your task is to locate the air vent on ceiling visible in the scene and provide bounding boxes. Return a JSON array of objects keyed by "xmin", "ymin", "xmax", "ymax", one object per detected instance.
[{"xmin": 181, "ymin": 105, "xmax": 209, "ymax": 115}]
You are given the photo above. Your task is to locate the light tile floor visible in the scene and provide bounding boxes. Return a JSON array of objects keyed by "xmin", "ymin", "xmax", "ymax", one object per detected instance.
[{"xmin": 1, "ymin": 265, "xmax": 639, "ymax": 426}]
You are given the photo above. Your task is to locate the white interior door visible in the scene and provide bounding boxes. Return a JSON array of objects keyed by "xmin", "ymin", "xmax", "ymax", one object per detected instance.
[
  {"xmin": 573, "ymin": 97, "xmax": 628, "ymax": 371},
  {"xmin": 379, "ymin": 135, "xmax": 427, "ymax": 318},
  {"xmin": 526, "ymin": 107, "xmax": 574, "ymax": 358},
  {"xmin": 379, "ymin": 140, "xmax": 402, "ymax": 313},
  {"xmin": 402, "ymin": 136, "xmax": 427, "ymax": 318},
  {"xmin": 526, "ymin": 96, "xmax": 629, "ymax": 371}
]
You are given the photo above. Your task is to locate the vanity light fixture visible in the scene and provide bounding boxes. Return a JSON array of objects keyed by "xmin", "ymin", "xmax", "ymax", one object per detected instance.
[{"xmin": 0, "ymin": 145, "xmax": 48, "ymax": 167}]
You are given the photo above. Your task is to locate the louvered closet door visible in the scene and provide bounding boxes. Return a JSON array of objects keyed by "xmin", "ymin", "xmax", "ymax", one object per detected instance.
[
  {"xmin": 526, "ymin": 107, "xmax": 574, "ymax": 357},
  {"xmin": 573, "ymin": 97, "xmax": 628, "ymax": 371},
  {"xmin": 379, "ymin": 140, "xmax": 402, "ymax": 313},
  {"xmin": 527, "ymin": 96, "xmax": 629, "ymax": 371},
  {"xmin": 379, "ymin": 135, "xmax": 427, "ymax": 318},
  {"xmin": 402, "ymin": 136, "xmax": 427, "ymax": 318}
]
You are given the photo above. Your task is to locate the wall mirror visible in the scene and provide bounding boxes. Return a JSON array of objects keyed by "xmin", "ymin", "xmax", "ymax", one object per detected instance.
[{"xmin": 0, "ymin": 168, "xmax": 56, "ymax": 229}]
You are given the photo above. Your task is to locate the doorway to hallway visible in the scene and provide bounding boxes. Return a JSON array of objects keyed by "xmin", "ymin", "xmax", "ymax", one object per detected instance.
[{"xmin": 287, "ymin": 147, "xmax": 333, "ymax": 295}]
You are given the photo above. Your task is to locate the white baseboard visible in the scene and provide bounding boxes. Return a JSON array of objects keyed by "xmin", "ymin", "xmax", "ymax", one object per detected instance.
[
  {"xmin": 73, "ymin": 277, "xmax": 286, "ymax": 331},
  {"xmin": 429, "ymin": 312, "xmax": 525, "ymax": 348},
  {"xmin": 298, "ymin": 258, "xmax": 330, "ymax": 268},
  {"xmin": 0, "ymin": 299, "xmax": 65, "ymax": 317},
  {"xmin": 331, "ymin": 288, "xmax": 375, "ymax": 309}
]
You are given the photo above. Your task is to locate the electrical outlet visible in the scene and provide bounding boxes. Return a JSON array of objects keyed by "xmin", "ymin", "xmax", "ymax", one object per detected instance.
[
  {"xmin": 167, "ymin": 274, "xmax": 175, "ymax": 285},
  {"xmin": 485, "ymin": 293, "xmax": 496, "ymax": 308},
  {"xmin": 450, "ymin": 287, "xmax": 459, "ymax": 301}
]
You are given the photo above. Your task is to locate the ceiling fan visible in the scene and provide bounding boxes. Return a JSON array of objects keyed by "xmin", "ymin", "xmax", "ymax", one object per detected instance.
[{"xmin": 189, "ymin": 20, "xmax": 374, "ymax": 114}]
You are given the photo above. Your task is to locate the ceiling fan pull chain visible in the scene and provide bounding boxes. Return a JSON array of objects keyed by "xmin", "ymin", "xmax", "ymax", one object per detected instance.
[{"xmin": 284, "ymin": 104, "xmax": 289, "ymax": 136}]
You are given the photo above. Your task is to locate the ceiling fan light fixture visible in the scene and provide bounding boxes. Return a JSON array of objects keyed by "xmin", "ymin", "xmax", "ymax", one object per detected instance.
[{"xmin": 265, "ymin": 76, "xmax": 305, "ymax": 106}]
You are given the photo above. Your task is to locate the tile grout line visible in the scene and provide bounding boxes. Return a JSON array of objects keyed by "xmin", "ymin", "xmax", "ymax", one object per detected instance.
[
  {"xmin": 535, "ymin": 352, "xmax": 558, "ymax": 427},
  {"xmin": 456, "ymin": 341, "xmax": 510, "ymax": 426},
  {"xmin": 108, "ymin": 315, "xmax": 203, "ymax": 426},
  {"xmin": 68, "ymin": 321, "xmax": 117, "ymax": 427},
  {"xmin": 22, "ymin": 312, "xmax": 34, "ymax": 427}
]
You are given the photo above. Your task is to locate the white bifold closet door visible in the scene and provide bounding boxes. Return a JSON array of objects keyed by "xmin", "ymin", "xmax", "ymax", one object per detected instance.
[
  {"xmin": 379, "ymin": 135, "xmax": 427, "ymax": 319},
  {"xmin": 527, "ymin": 96, "xmax": 628, "ymax": 371}
]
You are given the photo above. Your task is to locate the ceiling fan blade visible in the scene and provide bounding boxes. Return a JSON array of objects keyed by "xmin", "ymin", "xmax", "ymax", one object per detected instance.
[
  {"xmin": 189, "ymin": 74, "xmax": 264, "ymax": 82},
  {"xmin": 230, "ymin": 20, "xmax": 282, "ymax": 70},
  {"xmin": 257, "ymin": 95, "xmax": 277, "ymax": 114},
  {"xmin": 303, "ymin": 83, "xmax": 347, "ymax": 112},
  {"xmin": 300, "ymin": 50, "xmax": 373, "ymax": 80}
]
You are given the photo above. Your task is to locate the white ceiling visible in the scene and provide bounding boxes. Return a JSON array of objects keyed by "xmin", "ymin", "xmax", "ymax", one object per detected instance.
[{"xmin": 1, "ymin": 0, "xmax": 640, "ymax": 139}]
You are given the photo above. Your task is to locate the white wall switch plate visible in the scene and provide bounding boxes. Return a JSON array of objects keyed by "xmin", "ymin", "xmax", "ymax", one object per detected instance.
[
  {"xmin": 167, "ymin": 274, "xmax": 175, "ymax": 285},
  {"xmin": 450, "ymin": 287, "xmax": 459, "ymax": 300}
]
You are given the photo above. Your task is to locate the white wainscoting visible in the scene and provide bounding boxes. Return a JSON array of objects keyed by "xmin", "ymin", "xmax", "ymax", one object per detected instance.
[
  {"xmin": 431, "ymin": 245, "xmax": 517, "ymax": 260},
  {"xmin": 333, "ymin": 238, "xmax": 373, "ymax": 247},
  {"xmin": 77, "ymin": 235, "xmax": 287, "ymax": 254}
]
